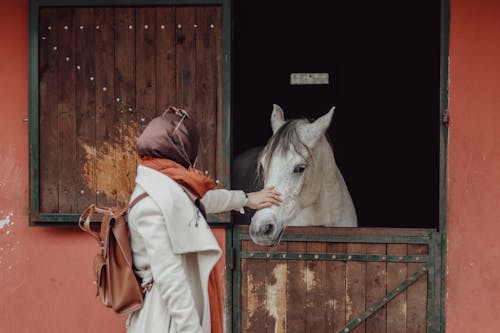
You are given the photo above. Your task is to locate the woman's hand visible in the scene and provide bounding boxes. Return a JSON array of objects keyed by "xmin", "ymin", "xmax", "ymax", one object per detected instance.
[{"xmin": 245, "ymin": 186, "xmax": 282, "ymax": 210}]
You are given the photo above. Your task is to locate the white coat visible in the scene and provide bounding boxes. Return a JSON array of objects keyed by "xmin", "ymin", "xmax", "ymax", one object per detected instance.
[{"xmin": 126, "ymin": 165, "xmax": 247, "ymax": 333}]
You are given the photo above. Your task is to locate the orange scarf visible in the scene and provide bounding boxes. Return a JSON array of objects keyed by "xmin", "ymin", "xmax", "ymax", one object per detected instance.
[
  {"xmin": 140, "ymin": 157, "xmax": 222, "ymax": 333},
  {"xmin": 141, "ymin": 157, "xmax": 216, "ymax": 197}
]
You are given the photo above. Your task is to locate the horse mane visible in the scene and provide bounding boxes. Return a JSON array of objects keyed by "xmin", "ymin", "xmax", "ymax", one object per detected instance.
[{"xmin": 257, "ymin": 119, "xmax": 313, "ymax": 181}]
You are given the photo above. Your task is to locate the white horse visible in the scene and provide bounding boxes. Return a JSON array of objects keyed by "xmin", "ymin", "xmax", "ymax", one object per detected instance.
[{"xmin": 249, "ymin": 104, "xmax": 357, "ymax": 246}]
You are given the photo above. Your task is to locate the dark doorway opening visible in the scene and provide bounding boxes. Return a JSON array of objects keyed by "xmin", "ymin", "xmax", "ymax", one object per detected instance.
[{"xmin": 232, "ymin": 0, "xmax": 440, "ymax": 228}]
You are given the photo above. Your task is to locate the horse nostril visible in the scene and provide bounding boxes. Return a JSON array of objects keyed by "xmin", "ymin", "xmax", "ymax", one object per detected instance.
[{"xmin": 262, "ymin": 223, "xmax": 274, "ymax": 236}]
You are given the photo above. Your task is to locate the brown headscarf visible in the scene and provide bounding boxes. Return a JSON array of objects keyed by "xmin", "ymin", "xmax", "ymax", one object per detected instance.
[{"xmin": 136, "ymin": 107, "xmax": 199, "ymax": 169}]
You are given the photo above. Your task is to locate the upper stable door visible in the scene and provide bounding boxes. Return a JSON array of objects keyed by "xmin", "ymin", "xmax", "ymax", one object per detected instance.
[
  {"xmin": 232, "ymin": 0, "xmax": 441, "ymax": 229},
  {"xmin": 34, "ymin": 6, "xmax": 224, "ymax": 222}
]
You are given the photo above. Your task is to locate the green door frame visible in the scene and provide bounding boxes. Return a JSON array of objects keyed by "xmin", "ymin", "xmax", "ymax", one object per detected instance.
[{"xmin": 439, "ymin": 0, "xmax": 450, "ymax": 331}]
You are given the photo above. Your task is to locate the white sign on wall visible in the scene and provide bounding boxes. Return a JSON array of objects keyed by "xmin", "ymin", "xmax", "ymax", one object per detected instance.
[{"xmin": 290, "ymin": 73, "xmax": 329, "ymax": 85}]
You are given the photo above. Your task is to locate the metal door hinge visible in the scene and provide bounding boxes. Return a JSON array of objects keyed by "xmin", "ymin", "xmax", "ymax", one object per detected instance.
[{"xmin": 442, "ymin": 109, "xmax": 449, "ymax": 127}]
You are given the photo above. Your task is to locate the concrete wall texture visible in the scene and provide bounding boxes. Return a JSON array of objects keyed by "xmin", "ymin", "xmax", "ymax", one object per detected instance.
[{"xmin": 1, "ymin": 0, "xmax": 500, "ymax": 331}]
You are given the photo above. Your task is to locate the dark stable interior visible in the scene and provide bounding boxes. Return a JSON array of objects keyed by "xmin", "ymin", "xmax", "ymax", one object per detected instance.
[{"xmin": 231, "ymin": 0, "xmax": 440, "ymax": 228}]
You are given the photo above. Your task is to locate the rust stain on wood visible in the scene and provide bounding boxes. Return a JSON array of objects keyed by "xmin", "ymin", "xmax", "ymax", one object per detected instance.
[{"xmin": 81, "ymin": 121, "xmax": 142, "ymax": 205}]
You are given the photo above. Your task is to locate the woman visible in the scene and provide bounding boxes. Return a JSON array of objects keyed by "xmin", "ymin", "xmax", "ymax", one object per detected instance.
[{"xmin": 126, "ymin": 107, "xmax": 281, "ymax": 333}]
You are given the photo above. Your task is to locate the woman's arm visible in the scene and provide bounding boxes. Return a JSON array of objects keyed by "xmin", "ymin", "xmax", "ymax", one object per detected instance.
[
  {"xmin": 201, "ymin": 187, "xmax": 281, "ymax": 214},
  {"xmin": 200, "ymin": 189, "xmax": 246, "ymax": 214}
]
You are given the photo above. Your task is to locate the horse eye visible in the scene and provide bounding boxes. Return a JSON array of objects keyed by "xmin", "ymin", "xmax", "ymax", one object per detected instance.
[{"xmin": 293, "ymin": 164, "xmax": 307, "ymax": 174}]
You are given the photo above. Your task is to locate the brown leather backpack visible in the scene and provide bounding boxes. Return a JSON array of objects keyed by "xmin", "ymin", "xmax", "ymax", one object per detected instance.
[{"xmin": 78, "ymin": 193, "xmax": 149, "ymax": 315}]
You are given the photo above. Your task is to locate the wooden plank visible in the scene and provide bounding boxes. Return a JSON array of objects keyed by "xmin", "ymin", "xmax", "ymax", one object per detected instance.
[
  {"xmin": 56, "ymin": 8, "xmax": 77, "ymax": 213},
  {"xmin": 326, "ymin": 242, "xmax": 347, "ymax": 332},
  {"xmin": 387, "ymin": 244, "xmax": 408, "ymax": 333},
  {"xmin": 213, "ymin": 6, "xmax": 227, "ymax": 221},
  {"xmin": 284, "ymin": 226, "xmax": 432, "ymax": 237},
  {"xmin": 245, "ymin": 241, "xmax": 268, "ymax": 332},
  {"xmin": 155, "ymin": 7, "xmax": 176, "ymax": 115},
  {"xmin": 266, "ymin": 238, "xmax": 287, "ymax": 333},
  {"xmin": 366, "ymin": 243, "xmax": 387, "ymax": 333},
  {"xmin": 286, "ymin": 241, "xmax": 307, "ymax": 333},
  {"xmin": 346, "ymin": 243, "xmax": 367, "ymax": 333},
  {"xmin": 215, "ymin": 6, "xmax": 224, "ymax": 185},
  {"xmin": 175, "ymin": 7, "xmax": 196, "ymax": 114},
  {"xmin": 406, "ymin": 245, "xmax": 428, "ymax": 333},
  {"xmin": 135, "ymin": 7, "xmax": 156, "ymax": 126},
  {"xmin": 94, "ymin": 8, "xmax": 116, "ymax": 207},
  {"xmin": 241, "ymin": 240, "xmax": 250, "ymax": 332},
  {"xmin": 114, "ymin": 8, "xmax": 136, "ymax": 206},
  {"xmin": 74, "ymin": 8, "xmax": 97, "ymax": 212},
  {"xmin": 39, "ymin": 8, "xmax": 59, "ymax": 213},
  {"xmin": 306, "ymin": 241, "xmax": 327, "ymax": 333},
  {"xmin": 194, "ymin": 6, "xmax": 218, "ymax": 177}
]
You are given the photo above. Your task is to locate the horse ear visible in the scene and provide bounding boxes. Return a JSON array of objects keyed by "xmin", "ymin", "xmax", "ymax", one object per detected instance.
[
  {"xmin": 300, "ymin": 106, "xmax": 335, "ymax": 147},
  {"xmin": 271, "ymin": 104, "xmax": 286, "ymax": 134}
]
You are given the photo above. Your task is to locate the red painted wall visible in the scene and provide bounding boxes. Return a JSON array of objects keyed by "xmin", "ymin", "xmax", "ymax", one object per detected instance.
[
  {"xmin": 0, "ymin": 1, "xmax": 225, "ymax": 332},
  {"xmin": 3, "ymin": 0, "xmax": 500, "ymax": 331},
  {"xmin": 447, "ymin": 0, "xmax": 500, "ymax": 331}
]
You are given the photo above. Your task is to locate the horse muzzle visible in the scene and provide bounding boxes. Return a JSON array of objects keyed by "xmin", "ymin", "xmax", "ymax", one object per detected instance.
[{"xmin": 249, "ymin": 213, "xmax": 282, "ymax": 246}]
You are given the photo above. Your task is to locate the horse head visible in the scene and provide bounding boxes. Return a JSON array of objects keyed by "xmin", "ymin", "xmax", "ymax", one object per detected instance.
[{"xmin": 249, "ymin": 104, "xmax": 339, "ymax": 246}]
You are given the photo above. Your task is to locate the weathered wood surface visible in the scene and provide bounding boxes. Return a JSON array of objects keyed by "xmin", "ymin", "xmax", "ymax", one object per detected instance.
[
  {"xmin": 239, "ymin": 227, "xmax": 429, "ymax": 333},
  {"xmin": 74, "ymin": 8, "xmax": 97, "ymax": 212},
  {"xmin": 195, "ymin": 6, "xmax": 218, "ymax": 180},
  {"xmin": 346, "ymin": 243, "xmax": 367, "ymax": 333},
  {"xmin": 387, "ymin": 244, "xmax": 408, "ymax": 333},
  {"xmin": 94, "ymin": 8, "xmax": 115, "ymax": 208},
  {"xmin": 366, "ymin": 244, "xmax": 388, "ymax": 332},
  {"xmin": 285, "ymin": 241, "xmax": 307, "ymax": 332},
  {"xmin": 327, "ymin": 242, "xmax": 347, "ymax": 332},
  {"xmin": 243, "ymin": 240, "xmax": 268, "ymax": 332},
  {"xmin": 38, "ymin": 7, "xmax": 222, "ymax": 214},
  {"xmin": 266, "ymin": 237, "xmax": 288, "ymax": 333},
  {"xmin": 407, "ymin": 245, "xmax": 428, "ymax": 333},
  {"xmin": 39, "ymin": 8, "xmax": 59, "ymax": 213},
  {"xmin": 306, "ymin": 242, "xmax": 327, "ymax": 332},
  {"xmin": 114, "ymin": 7, "xmax": 136, "ymax": 207},
  {"xmin": 56, "ymin": 8, "xmax": 77, "ymax": 213},
  {"xmin": 155, "ymin": 7, "xmax": 176, "ymax": 115}
]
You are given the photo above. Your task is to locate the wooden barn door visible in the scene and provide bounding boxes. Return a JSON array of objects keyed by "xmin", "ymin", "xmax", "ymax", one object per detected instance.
[
  {"xmin": 38, "ymin": 6, "xmax": 222, "ymax": 216},
  {"xmin": 232, "ymin": 226, "xmax": 442, "ymax": 333}
]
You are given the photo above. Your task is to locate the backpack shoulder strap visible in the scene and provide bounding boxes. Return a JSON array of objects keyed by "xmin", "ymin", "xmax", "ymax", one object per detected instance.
[
  {"xmin": 129, "ymin": 192, "xmax": 149, "ymax": 210},
  {"xmin": 79, "ymin": 193, "xmax": 149, "ymax": 244},
  {"xmin": 116, "ymin": 192, "xmax": 149, "ymax": 216}
]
